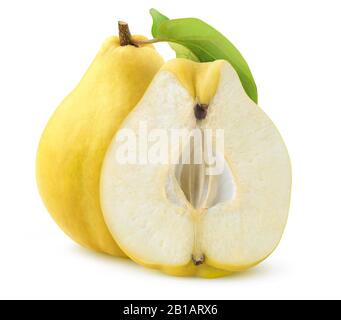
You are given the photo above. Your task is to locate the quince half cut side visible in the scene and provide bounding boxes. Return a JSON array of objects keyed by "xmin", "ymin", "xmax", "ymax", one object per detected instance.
[{"xmin": 100, "ymin": 59, "xmax": 291, "ymax": 276}]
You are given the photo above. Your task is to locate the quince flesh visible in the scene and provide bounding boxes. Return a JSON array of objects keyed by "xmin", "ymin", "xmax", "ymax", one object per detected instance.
[{"xmin": 101, "ymin": 59, "xmax": 291, "ymax": 276}]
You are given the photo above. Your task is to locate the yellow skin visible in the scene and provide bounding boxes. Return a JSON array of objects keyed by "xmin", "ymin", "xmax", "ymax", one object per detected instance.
[{"xmin": 36, "ymin": 36, "xmax": 164, "ymax": 256}]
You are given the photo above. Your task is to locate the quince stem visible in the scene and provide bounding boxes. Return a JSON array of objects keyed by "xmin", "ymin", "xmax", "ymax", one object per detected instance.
[
  {"xmin": 118, "ymin": 21, "xmax": 136, "ymax": 46},
  {"xmin": 118, "ymin": 21, "xmax": 160, "ymax": 47}
]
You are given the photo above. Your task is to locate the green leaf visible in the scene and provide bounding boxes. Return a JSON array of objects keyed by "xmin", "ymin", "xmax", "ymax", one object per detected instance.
[
  {"xmin": 150, "ymin": 9, "xmax": 169, "ymax": 37},
  {"xmin": 149, "ymin": 9, "xmax": 258, "ymax": 103},
  {"xmin": 150, "ymin": 10, "xmax": 199, "ymax": 62},
  {"xmin": 168, "ymin": 43, "xmax": 200, "ymax": 62}
]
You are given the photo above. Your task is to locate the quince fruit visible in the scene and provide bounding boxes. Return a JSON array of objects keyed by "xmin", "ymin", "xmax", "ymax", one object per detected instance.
[
  {"xmin": 101, "ymin": 59, "xmax": 291, "ymax": 276},
  {"xmin": 36, "ymin": 23, "xmax": 164, "ymax": 256}
]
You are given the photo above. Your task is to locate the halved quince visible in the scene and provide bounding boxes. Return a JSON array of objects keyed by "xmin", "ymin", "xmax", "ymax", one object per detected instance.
[{"xmin": 100, "ymin": 59, "xmax": 291, "ymax": 276}]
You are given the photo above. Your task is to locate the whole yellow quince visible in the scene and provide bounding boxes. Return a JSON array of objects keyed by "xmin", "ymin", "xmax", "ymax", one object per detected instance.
[{"xmin": 36, "ymin": 24, "xmax": 164, "ymax": 256}]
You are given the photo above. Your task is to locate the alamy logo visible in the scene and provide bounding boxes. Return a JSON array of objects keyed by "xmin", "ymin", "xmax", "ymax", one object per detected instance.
[{"xmin": 115, "ymin": 121, "xmax": 225, "ymax": 175}]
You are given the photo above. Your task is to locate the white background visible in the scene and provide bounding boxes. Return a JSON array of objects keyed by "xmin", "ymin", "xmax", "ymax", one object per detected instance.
[{"xmin": 0, "ymin": 0, "xmax": 340, "ymax": 300}]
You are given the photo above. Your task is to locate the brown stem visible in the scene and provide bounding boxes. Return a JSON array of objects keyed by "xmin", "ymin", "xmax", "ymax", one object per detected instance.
[{"xmin": 118, "ymin": 21, "xmax": 136, "ymax": 46}]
